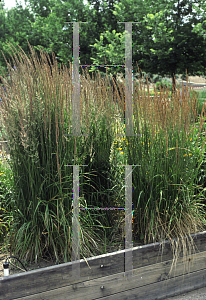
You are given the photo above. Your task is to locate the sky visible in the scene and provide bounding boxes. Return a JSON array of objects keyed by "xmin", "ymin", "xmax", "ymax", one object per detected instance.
[{"xmin": 3, "ymin": 0, "xmax": 25, "ymax": 10}]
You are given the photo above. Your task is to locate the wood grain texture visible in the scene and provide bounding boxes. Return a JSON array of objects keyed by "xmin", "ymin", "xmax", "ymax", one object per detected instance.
[
  {"xmin": 6, "ymin": 250, "xmax": 206, "ymax": 300},
  {"xmin": 0, "ymin": 231, "xmax": 205, "ymax": 300}
]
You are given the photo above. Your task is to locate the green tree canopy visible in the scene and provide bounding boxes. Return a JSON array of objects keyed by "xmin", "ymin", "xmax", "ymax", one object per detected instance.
[
  {"xmin": 89, "ymin": 0, "xmax": 206, "ymax": 91},
  {"xmin": 0, "ymin": 0, "xmax": 206, "ymax": 93}
]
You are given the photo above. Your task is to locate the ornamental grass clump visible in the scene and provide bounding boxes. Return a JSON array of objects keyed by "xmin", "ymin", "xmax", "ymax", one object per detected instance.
[
  {"xmin": 0, "ymin": 41, "xmax": 124, "ymax": 264},
  {"xmin": 119, "ymin": 65, "xmax": 206, "ymax": 275},
  {"xmin": 0, "ymin": 153, "xmax": 14, "ymax": 244},
  {"xmin": 0, "ymin": 40, "xmax": 206, "ymax": 277}
]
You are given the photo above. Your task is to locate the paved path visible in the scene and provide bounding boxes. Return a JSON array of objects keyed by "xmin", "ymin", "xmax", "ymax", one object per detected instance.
[{"xmin": 166, "ymin": 286, "xmax": 206, "ymax": 299}]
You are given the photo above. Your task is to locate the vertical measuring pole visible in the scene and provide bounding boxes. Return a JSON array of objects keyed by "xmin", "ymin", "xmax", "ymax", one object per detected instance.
[
  {"xmin": 73, "ymin": 23, "xmax": 80, "ymax": 137},
  {"xmin": 125, "ymin": 23, "xmax": 133, "ymax": 136},
  {"xmin": 117, "ymin": 22, "xmax": 141, "ymax": 137},
  {"xmin": 63, "ymin": 21, "xmax": 141, "ymax": 280},
  {"xmin": 64, "ymin": 22, "xmax": 88, "ymax": 137},
  {"xmin": 72, "ymin": 165, "xmax": 80, "ymax": 278},
  {"xmin": 125, "ymin": 165, "xmax": 133, "ymax": 276},
  {"xmin": 118, "ymin": 164, "xmax": 141, "ymax": 278},
  {"xmin": 64, "ymin": 164, "xmax": 88, "ymax": 279}
]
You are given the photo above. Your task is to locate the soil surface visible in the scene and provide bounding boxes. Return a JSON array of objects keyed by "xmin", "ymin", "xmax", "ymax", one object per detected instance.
[
  {"xmin": 0, "ymin": 248, "xmax": 58, "ymax": 278},
  {"xmin": 0, "ymin": 239, "xmax": 144, "ymax": 278}
]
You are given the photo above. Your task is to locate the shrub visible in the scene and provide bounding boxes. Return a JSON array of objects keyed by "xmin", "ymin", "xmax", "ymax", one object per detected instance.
[
  {"xmin": 181, "ymin": 74, "xmax": 187, "ymax": 81},
  {"xmin": 155, "ymin": 80, "xmax": 172, "ymax": 91},
  {"xmin": 151, "ymin": 74, "xmax": 162, "ymax": 83}
]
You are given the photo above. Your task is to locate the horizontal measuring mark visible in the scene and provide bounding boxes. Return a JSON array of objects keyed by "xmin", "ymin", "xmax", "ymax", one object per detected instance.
[
  {"xmin": 117, "ymin": 165, "xmax": 141, "ymax": 167},
  {"xmin": 79, "ymin": 207, "xmax": 125, "ymax": 211},
  {"xmin": 80, "ymin": 64, "xmax": 125, "ymax": 67},
  {"xmin": 63, "ymin": 134, "xmax": 89, "ymax": 137},
  {"xmin": 64, "ymin": 165, "xmax": 88, "ymax": 166}
]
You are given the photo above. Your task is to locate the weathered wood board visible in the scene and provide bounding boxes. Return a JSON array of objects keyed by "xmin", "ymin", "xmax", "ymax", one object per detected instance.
[{"xmin": 0, "ymin": 231, "xmax": 206, "ymax": 300}]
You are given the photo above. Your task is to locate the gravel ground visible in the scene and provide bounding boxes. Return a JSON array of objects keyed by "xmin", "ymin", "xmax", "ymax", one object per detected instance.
[{"xmin": 166, "ymin": 286, "xmax": 206, "ymax": 300}]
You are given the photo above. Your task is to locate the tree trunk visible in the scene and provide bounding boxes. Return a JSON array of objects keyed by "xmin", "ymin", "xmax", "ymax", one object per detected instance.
[{"xmin": 172, "ymin": 72, "xmax": 176, "ymax": 94}]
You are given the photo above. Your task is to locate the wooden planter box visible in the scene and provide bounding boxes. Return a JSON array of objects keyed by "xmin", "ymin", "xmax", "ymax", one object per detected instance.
[{"xmin": 1, "ymin": 231, "xmax": 206, "ymax": 300}]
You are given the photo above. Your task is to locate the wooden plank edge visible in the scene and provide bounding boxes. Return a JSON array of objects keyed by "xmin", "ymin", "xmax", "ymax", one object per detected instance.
[
  {"xmin": 97, "ymin": 268, "xmax": 206, "ymax": 300},
  {"xmin": 8, "ymin": 250, "xmax": 206, "ymax": 300},
  {"xmin": 0, "ymin": 231, "xmax": 205, "ymax": 299},
  {"xmin": 1, "ymin": 230, "xmax": 205, "ymax": 278}
]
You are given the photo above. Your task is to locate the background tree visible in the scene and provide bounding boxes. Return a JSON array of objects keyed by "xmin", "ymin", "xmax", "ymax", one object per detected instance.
[
  {"xmin": 83, "ymin": 0, "xmax": 123, "ymax": 79},
  {"xmin": 140, "ymin": 0, "xmax": 206, "ymax": 91},
  {"xmin": 0, "ymin": 2, "xmax": 35, "ymax": 78},
  {"xmin": 0, "ymin": 0, "xmax": 125, "ymax": 81},
  {"xmin": 1, "ymin": 0, "xmax": 206, "ymax": 92},
  {"xmin": 0, "ymin": 0, "xmax": 90, "ymax": 77},
  {"xmin": 90, "ymin": 0, "xmax": 206, "ymax": 92}
]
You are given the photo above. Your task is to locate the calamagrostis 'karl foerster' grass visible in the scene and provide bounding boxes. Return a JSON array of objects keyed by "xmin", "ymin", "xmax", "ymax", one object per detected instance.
[
  {"xmin": 120, "ymin": 65, "xmax": 206, "ymax": 276},
  {"xmin": 0, "ymin": 41, "xmax": 124, "ymax": 264},
  {"xmin": 0, "ymin": 42, "xmax": 206, "ymax": 277}
]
